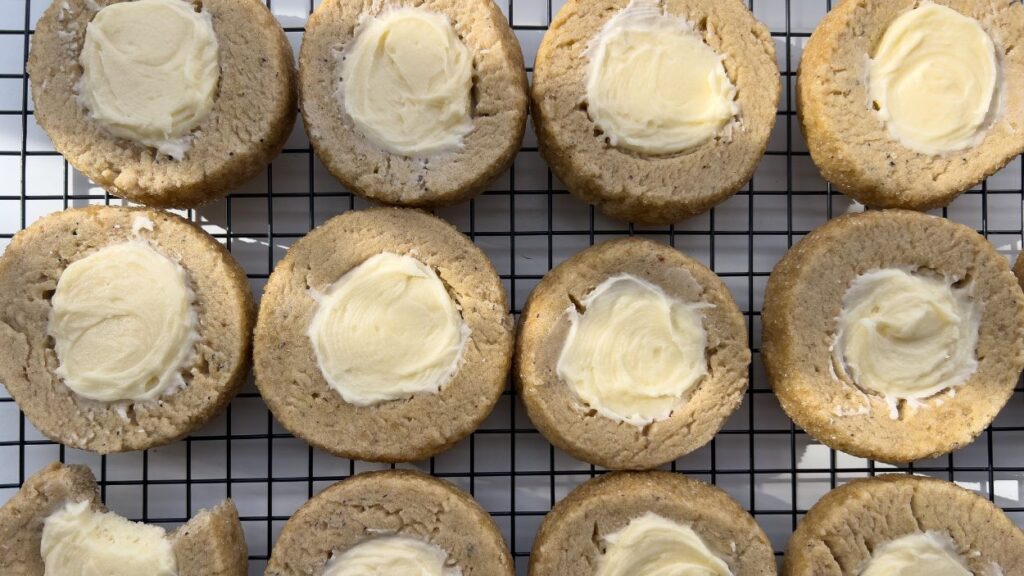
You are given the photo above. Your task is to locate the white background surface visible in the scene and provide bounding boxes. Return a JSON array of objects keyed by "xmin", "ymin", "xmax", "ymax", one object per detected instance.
[{"xmin": 1, "ymin": 1, "xmax": 1022, "ymax": 574}]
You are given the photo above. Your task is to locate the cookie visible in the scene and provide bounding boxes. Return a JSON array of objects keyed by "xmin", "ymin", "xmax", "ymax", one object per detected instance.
[
  {"xmin": 28, "ymin": 0, "xmax": 297, "ymax": 208},
  {"xmin": 798, "ymin": 0, "xmax": 1024, "ymax": 209},
  {"xmin": 530, "ymin": 472, "xmax": 775, "ymax": 575},
  {"xmin": 254, "ymin": 208, "xmax": 513, "ymax": 462},
  {"xmin": 0, "ymin": 206, "xmax": 255, "ymax": 453},
  {"xmin": 532, "ymin": 0, "xmax": 779, "ymax": 224},
  {"xmin": 762, "ymin": 209, "xmax": 1024, "ymax": 463},
  {"xmin": 299, "ymin": 0, "xmax": 528, "ymax": 207},
  {"xmin": 266, "ymin": 470, "xmax": 512, "ymax": 576},
  {"xmin": 783, "ymin": 475, "xmax": 1024, "ymax": 575},
  {"xmin": 0, "ymin": 462, "xmax": 247, "ymax": 575},
  {"xmin": 516, "ymin": 238, "xmax": 750, "ymax": 469}
]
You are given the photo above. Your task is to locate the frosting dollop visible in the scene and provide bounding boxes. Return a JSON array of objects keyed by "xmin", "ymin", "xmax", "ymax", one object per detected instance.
[
  {"xmin": 339, "ymin": 7, "xmax": 474, "ymax": 157},
  {"xmin": 832, "ymin": 268, "xmax": 979, "ymax": 406},
  {"xmin": 556, "ymin": 274, "xmax": 710, "ymax": 425},
  {"xmin": 78, "ymin": 0, "xmax": 220, "ymax": 159},
  {"xmin": 868, "ymin": 1, "xmax": 999, "ymax": 155},
  {"xmin": 596, "ymin": 512, "xmax": 732, "ymax": 576},
  {"xmin": 308, "ymin": 252, "xmax": 470, "ymax": 406},
  {"xmin": 860, "ymin": 532, "xmax": 971, "ymax": 576},
  {"xmin": 323, "ymin": 535, "xmax": 461, "ymax": 576},
  {"xmin": 49, "ymin": 241, "xmax": 198, "ymax": 403},
  {"xmin": 585, "ymin": 0, "xmax": 739, "ymax": 155},
  {"xmin": 41, "ymin": 501, "xmax": 177, "ymax": 576}
]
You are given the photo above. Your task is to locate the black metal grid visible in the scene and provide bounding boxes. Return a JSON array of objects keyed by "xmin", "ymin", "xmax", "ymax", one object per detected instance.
[{"xmin": 1, "ymin": 1, "xmax": 1023, "ymax": 574}]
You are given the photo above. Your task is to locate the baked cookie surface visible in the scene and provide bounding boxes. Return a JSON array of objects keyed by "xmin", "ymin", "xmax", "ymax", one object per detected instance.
[
  {"xmin": 0, "ymin": 206, "xmax": 255, "ymax": 453},
  {"xmin": 0, "ymin": 462, "xmax": 248, "ymax": 576},
  {"xmin": 28, "ymin": 0, "xmax": 297, "ymax": 208},
  {"xmin": 783, "ymin": 475, "xmax": 1024, "ymax": 576},
  {"xmin": 798, "ymin": 0, "xmax": 1024, "ymax": 209},
  {"xmin": 254, "ymin": 208, "xmax": 514, "ymax": 462},
  {"xmin": 266, "ymin": 470, "xmax": 513, "ymax": 576},
  {"xmin": 530, "ymin": 472, "xmax": 775, "ymax": 576},
  {"xmin": 516, "ymin": 238, "xmax": 750, "ymax": 469},
  {"xmin": 532, "ymin": 0, "xmax": 779, "ymax": 224},
  {"xmin": 763, "ymin": 210, "xmax": 1024, "ymax": 463},
  {"xmin": 299, "ymin": 0, "xmax": 528, "ymax": 207}
]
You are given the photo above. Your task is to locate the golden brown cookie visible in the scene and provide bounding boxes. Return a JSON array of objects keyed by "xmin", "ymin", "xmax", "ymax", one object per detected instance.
[
  {"xmin": 254, "ymin": 208, "xmax": 514, "ymax": 462},
  {"xmin": 0, "ymin": 206, "xmax": 255, "ymax": 453},
  {"xmin": 299, "ymin": 0, "xmax": 528, "ymax": 207},
  {"xmin": 530, "ymin": 472, "xmax": 775, "ymax": 576},
  {"xmin": 266, "ymin": 470, "xmax": 513, "ymax": 576},
  {"xmin": 783, "ymin": 475, "xmax": 1024, "ymax": 575},
  {"xmin": 516, "ymin": 238, "xmax": 750, "ymax": 470},
  {"xmin": 0, "ymin": 462, "xmax": 248, "ymax": 576},
  {"xmin": 798, "ymin": 0, "xmax": 1024, "ymax": 210},
  {"xmin": 28, "ymin": 0, "xmax": 297, "ymax": 208},
  {"xmin": 532, "ymin": 0, "xmax": 779, "ymax": 224},
  {"xmin": 762, "ymin": 210, "xmax": 1024, "ymax": 463}
]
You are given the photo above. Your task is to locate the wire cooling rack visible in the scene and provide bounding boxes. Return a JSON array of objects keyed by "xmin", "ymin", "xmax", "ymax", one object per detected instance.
[{"xmin": 1, "ymin": 1, "xmax": 1023, "ymax": 574}]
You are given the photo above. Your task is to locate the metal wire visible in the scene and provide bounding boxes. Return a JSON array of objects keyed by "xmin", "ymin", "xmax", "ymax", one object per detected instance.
[{"xmin": 0, "ymin": 1, "xmax": 1022, "ymax": 574}]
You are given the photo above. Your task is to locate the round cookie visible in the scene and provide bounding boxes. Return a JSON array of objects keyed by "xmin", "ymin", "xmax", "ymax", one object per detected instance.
[
  {"xmin": 530, "ymin": 472, "xmax": 775, "ymax": 575},
  {"xmin": 299, "ymin": 0, "xmax": 528, "ymax": 207},
  {"xmin": 798, "ymin": 0, "xmax": 1024, "ymax": 210},
  {"xmin": 783, "ymin": 474, "xmax": 1024, "ymax": 575},
  {"xmin": 532, "ymin": 0, "xmax": 780, "ymax": 224},
  {"xmin": 266, "ymin": 470, "xmax": 513, "ymax": 575},
  {"xmin": 28, "ymin": 0, "xmax": 297, "ymax": 208},
  {"xmin": 0, "ymin": 462, "xmax": 248, "ymax": 575},
  {"xmin": 254, "ymin": 208, "xmax": 514, "ymax": 462},
  {"xmin": 0, "ymin": 206, "xmax": 255, "ymax": 453},
  {"xmin": 516, "ymin": 238, "xmax": 750, "ymax": 470},
  {"xmin": 762, "ymin": 209, "xmax": 1024, "ymax": 463}
]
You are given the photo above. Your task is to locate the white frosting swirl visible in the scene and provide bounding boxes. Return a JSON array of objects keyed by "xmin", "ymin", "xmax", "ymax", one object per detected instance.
[
  {"xmin": 556, "ymin": 274, "xmax": 710, "ymax": 425},
  {"xmin": 323, "ymin": 535, "xmax": 461, "ymax": 576},
  {"xmin": 596, "ymin": 512, "xmax": 732, "ymax": 576},
  {"xmin": 338, "ymin": 7, "xmax": 474, "ymax": 157},
  {"xmin": 49, "ymin": 241, "xmax": 198, "ymax": 403},
  {"xmin": 78, "ymin": 0, "xmax": 220, "ymax": 159},
  {"xmin": 41, "ymin": 501, "xmax": 177, "ymax": 576},
  {"xmin": 308, "ymin": 252, "xmax": 469, "ymax": 406}
]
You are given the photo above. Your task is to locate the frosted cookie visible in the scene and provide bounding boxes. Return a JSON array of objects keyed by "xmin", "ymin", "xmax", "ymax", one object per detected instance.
[
  {"xmin": 532, "ymin": 0, "xmax": 779, "ymax": 224},
  {"xmin": 762, "ymin": 210, "xmax": 1024, "ymax": 463},
  {"xmin": 783, "ymin": 475, "xmax": 1024, "ymax": 575},
  {"xmin": 516, "ymin": 238, "xmax": 750, "ymax": 469},
  {"xmin": 254, "ymin": 208, "xmax": 513, "ymax": 462},
  {"xmin": 28, "ymin": 0, "xmax": 297, "ymax": 208},
  {"xmin": 530, "ymin": 472, "xmax": 775, "ymax": 575},
  {"xmin": 299, "ymin": 0, "xmax": 528, "ymax": 207},
  {"xmin": 0, "ymin": 462, "xmax": 247, "ymax": 575},
  {"xmin": 0, "ymin": 206, "xmax": 255, "ymax": 453},
  {"xmin": 266, "ymin": 470, "xmax": 512, "ymax": 575},
  {"xmin": 798, "ymin": 0, "xmax": 1024, "ymax": 210}
]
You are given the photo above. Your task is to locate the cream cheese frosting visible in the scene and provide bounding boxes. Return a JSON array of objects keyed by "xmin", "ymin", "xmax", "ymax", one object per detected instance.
[
  {"xmin": 323, "ymin": 535, "xmax": 461, "ymax": 576},
  {"xmin": 584, "ymin": 0, "xmax": 739, "ymax": 155},
  {"xmin": 338, "ymin": 7, "xmax": 474, "ymax": 157},
  {"xmin": 556, "ymin": 274, "xmax": 711, "ymax": 425},
  {"xmin": 41, "ymin": 500, "xmax": 177, "ymax": 576},
  {"xmin": 596, "ymin": 512, "xmax": 732, "ymax": 576},
  {"xmin": 48, "ymin": 241, "xmax": 199, "ymax": 403},
  {"xmin": 308, "ymin": 252, "xmax": 470, "ymax": 406},
  {"xmin": 832, "ymin": 268, "xmax": 979, "ymax": 411},
  {"xmin": 868, "ymin": 1, "xmax": 999, "ymax": 155},
  {"xmin": 78, "ymin": 0, "xmax": 220, "ymax": 160},
  {"xmin": 859, "ymin": 532, "xmax": 971, "ymax": 576}
]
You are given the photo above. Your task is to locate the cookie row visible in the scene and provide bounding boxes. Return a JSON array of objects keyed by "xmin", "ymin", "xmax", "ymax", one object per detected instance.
[
  {"xmin": 2, "ymin": 205, "xmax": 1020, "ymax": 468},
  {"xmin": 33, "ymin": 0, "xmax": 1016, "ymax": 223},
  {"xmin": 4, "ymin": 463, "xmax": 1022, "ymax": 575}
]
